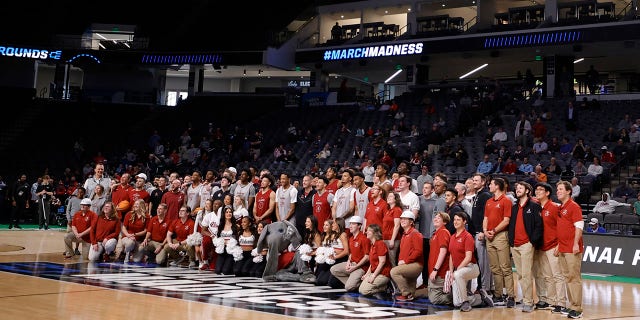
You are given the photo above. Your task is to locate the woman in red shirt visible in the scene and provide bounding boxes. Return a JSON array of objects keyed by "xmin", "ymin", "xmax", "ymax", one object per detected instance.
[
  {"xmin": 359, "ymin": 223, "xmax": 391, "ymax": 296},
  {"xmin": 382, "ymin": 192, "xmax": 402, "ymax": 266},
  {"xmin": 88, "ymin": 201, "xmax": 120, "ymax": 262}
]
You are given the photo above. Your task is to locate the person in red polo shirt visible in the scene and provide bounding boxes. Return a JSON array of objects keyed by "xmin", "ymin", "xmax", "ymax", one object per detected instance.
[
  {"xmin": 449, "ymin": 211, "xmax": 484, "ymax": 312},
  {"xmin": 88, "ymin": 201, "xmax": 120, "ymax": 262},
  {"xmin": 359, "ymin": 223, "xmax": 391, "ymax": 297},
  {"xmin": 330, "ymin": 216, "xmax": 371, "ymax": 291},
  {"xmin": 159, "ymin": 205, "xmax": 196, "ymax": 267},
  {"xmin": 483, "ymin": 177, "xmax": 515, "ymax": 307},
  {"xmin": 142, "ymin": 203, "xmax": 171, "ymax": 264},
  {"xmin": 555, "ymin": 180, "xmax": 584, "ymax": 319},
  {"xmin": 427, "ymin": 211, "xmax": 452, "ymax": 305},
  {"xmin": 63, "ymin": 198, "xmax": 97, "ymax": 259},
  {"xmin": 390, "ymin": 211, "xmax": 423, "ymax": 301}
]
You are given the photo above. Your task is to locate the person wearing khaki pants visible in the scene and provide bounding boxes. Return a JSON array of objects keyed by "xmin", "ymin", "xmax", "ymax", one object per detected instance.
[{"xmin": 390, "ymin": 211, "xmax": 423, "ymax": 301}]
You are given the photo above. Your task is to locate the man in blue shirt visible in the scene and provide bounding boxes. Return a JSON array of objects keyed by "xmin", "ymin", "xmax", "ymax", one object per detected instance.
[
  {"xmin": 587, "ymin": 218, "xmax": 606, "ymax": 233},
  {"xmin": 477, "ymin": 154, "xmax": 493, "ymax": 174},
  {"xmin": 517, "ymin": 157, "xmax": 534, "ymax": 175}
]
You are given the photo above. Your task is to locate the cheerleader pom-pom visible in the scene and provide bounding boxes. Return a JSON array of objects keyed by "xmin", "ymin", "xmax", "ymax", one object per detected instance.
[
  {"xmin": 186, "ymin": 233, "xmax": 203, "ymax": 246},
  {"xmin": 253, "ymin": 254, "xmax": 264, "ymax": 263},
  {"xmin": 231, "ymin": 246, "xmax": 244, "ymax": 261},
  {"xmin": 325, "ymin": 258, "xmax": 336, "ymax": 265},
  {"xmin": 300, "ymin": 253, "xmax": 312, "ymax": 262},
  {"xmin": 298, "ymin": 244, "xmax": 312, "ymax": 255},
  {"xmin": 213, "ymin": 237, "xmax": 225, "ymax": 254},
  {"xmin": 251, "ymin": 248, "xmax": 259, "ymax": 257}
]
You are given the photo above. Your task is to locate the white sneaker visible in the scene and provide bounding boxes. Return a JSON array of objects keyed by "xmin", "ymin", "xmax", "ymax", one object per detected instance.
[{"xmin": 188, "ymin": 261, "xmax": 197, "ymax": 269}]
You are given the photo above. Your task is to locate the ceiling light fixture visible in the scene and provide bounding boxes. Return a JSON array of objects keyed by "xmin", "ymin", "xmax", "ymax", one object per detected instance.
[
  {"xmin": 384, "ymin": 69, "xmax": 403, "ymax": 83},
  {"xmin": 459, "ymin": 63, "xmax": 488, "ymax": 79},
  {"xmin": 573, "ymin": 58, "xmax": 584, "ymax": 64}
]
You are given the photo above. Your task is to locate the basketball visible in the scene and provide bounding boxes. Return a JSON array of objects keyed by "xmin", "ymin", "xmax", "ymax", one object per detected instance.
[{"xmin": 116, "ymin": 200, "xmax": 130, "ymax": 212}]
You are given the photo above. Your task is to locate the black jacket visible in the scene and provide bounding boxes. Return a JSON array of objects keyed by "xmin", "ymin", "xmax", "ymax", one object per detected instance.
[{"xmin": 508, "ymin": 197, "xmax": 543, "ymax": 249}]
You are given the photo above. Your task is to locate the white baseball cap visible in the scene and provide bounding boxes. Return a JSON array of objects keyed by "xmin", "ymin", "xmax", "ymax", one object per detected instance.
[
  {"xmin": 589, "ymin": 218, "xmax": 598, "ymax": 225},
  {"xmin": 228, "ymin": 167, "xmax": 237, "ymax": 174},
  {"xmin": 80, "ymin": 198, "xmax": 92, "ymax": 206},
  {"xmin": 400, "ymin": 211, "xmax": 415, "ymax": 220},
  {"xmin": 349, "ymin": 216, "xmax": 363, "ymax": 224},
  {"xmin": 136, "ymin": 173, "xmax": 147, "ymax": 181}
]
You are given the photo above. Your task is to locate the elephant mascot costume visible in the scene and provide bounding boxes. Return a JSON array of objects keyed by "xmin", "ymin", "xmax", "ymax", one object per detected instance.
[{"xmin": 256, "ymin": 220, "xmax": 302, "ymax": 281}]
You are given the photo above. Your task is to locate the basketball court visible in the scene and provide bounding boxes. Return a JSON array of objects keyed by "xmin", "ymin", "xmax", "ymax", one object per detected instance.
[{"xmin": 1, "ymin": 229, "xmax": 638, "ymax": 320}]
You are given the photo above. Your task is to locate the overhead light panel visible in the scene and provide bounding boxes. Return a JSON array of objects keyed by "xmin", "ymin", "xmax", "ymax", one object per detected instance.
[
  {"xmin": 459, "ymin": 63, "xmax": 488, "ymax": 79},
  {"xmin": 384, "ymin": 69, "xmax": 403, "ymax": 83},
  {"xmin": 573, "ymin": 58, "xmax": 584, "ymax": 64}
]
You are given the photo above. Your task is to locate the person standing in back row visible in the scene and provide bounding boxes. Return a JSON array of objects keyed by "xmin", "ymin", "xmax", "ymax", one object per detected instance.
[
  {"xmin": 555, "ymin": 180, "xmax": 584, "ymax": 319},
  {"xmin": 9, "ymin": 174, "xmax": 30, "ymax": 229}
]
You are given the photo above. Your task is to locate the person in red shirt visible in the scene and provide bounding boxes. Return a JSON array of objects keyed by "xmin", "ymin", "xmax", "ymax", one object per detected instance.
[
  {"xmin": 159, "ymin": 205, "xmax": 196, "ymax": 267},
  {"xmin": 383, "ymin": 192, "xmax": 402, "ymax": 266},
  {"xmin": 483, "ymin": 177, "xmax": 515, "ymax": 307},
  {"xmin": 427, "ymin": 211, "xmax": 452, "ymax": 305},
  {"xmin": 358, "ymin": 223, "xmax": 392, "ymax": 297},
  {"xmin": 312, "ymin": 177, "xmax": 334, "ymax": 232},
  {"xmin": 142, "ymin": 203, "xmax": 171, "ymax": 264},
  {"xmin": 365, "ymin": 185, "xmax": 387, "ymax": 230},
  {"xmin": 390, "ymin": 210, "xmax": 423, "ymax": 301},
  {"xmin": 533, "ymin": 182, "xmax": 567, "ymax": 314},
  {"xmin": 555, "ymin": 180, "xmax": 584, "ymax": 319},
  {"xmin": 88, "ymin": 201, "xmax": 120, "ymax": 262},
  {"xmin": 161, "ymin": 179, "xmax": 185, "ymax": 221},
  {"xmin": 115, "ymin": 199, "xmax": 149, "ymax": 263},
  {"xmin": 325, "ymin": 166, "xmax": 341, "ymax": 195},
  {"xmin": 448, "ymin": 211, "xmax": 483, "ymax": 312},
  {"xmin": 253, "ymin": 174, "xmax": 276, "ymax": 224},
  {"xmin": 330, "ymin": 216, "xmax": 371, "ymax": 291},
  {"xmin": 507, "ymin": 181, "xmax": 543, "ymax": 313},
  {"xmin": 63, "ymin": 198, "xmax": 97, "ymax": 259},
  {"xmin": 502, "ymin": 157, "xmax": 518, "ymax": 175},
  {"xmin": 110, "ymin": 173, "xmax": 132, "ymax": 219}
]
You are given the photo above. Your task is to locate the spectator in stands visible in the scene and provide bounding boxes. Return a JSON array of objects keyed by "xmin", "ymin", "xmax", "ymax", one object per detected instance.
[
  {"xmin": 502, "ymin": 157, "xmax": 517, "ymax": 175},
  {"xmin": 484, "ymin": 139, "xmax": 498, "ymax": 155},
  {"xmin": 573, "ymin": 159, "xmax": 588, "ymax": 177},
  {"xmin": 612, "ymin": 181, "xmax": 637, "ymax": 202},
  {"xmin": 534, "ymin": 165, "xmax": 547, "ymax": 183},
  {"xmin": 559, "ymin": 137, "xmax": 574, "ymax": 164},
  {"xmin": 515, "ymin": 113, "xmax": 532, "ymax": 148},
  {"xmin": 600, "ymin": 146, "xmax": 616, "ymax": 164},
  {"xmin": 586, "ymin": 218, "xmax": 606, "ymax": 233},
  {"xmin": 545, "ymin": 157, "xmax": 563, "ymax": 176},
  {"xmin": 593, "ymin": 192, "xmax": 630, "ymax": 215},
  {"xmin": 548, "ymin": 137, "xmax": 561, "ymax": 155},
  {"xmin": 571, "ymin": 177, "xmax": 581, "ymax": 200},
  {"xmin": 491, "ymin": 157, "xmax": 505, "ymax": 174},
  {"xmin": 564, "ymin": 101, "xmax": 578, "ymax": 132},
  {"xmin": 492, "ymin": 127, "xmax": 508, "ymax": 144},
  {"xmin": 513, "ymin": 144, "xmax": 528, "ymax": 162},
  {"xmin": 518, "ymin": 157, "xmax": 534, "ymax": 175},
  {"xmin": 477, "ymin": 155, "xmax": 493, "ymax": 174},
  {"xmin": 603, "ymin": 127, "xmax": 620, "ymax": 143},
  {"xmin": 612, "ymin": 139, "xmax": 629, "ymax": 165},
  {"xmin": 586, "ymin": 157, "xmax": 603, "ymax": 184},
  {"xmin": 571, "ymin": 138, "xmax": 586, "ymax": 162},
  {"xmin": 532, "ymin": 138, "xmax": 549, "ymax": 157},
  {"xmin": 496, "ymin": 144, "xmax": 511, "ymax": 162},
  {"xmin": 532, "ymin": 117, "xmax": 547, "ymax": 140}
]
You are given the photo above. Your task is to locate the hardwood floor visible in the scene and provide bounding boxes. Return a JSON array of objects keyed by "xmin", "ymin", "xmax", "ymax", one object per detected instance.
[{"xmin": 1, "ymin": 229, "xmax": 638, "ymax": 320}]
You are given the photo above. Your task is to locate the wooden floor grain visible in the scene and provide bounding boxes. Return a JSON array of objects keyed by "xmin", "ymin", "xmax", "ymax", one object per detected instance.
[{"xmin": 1, "ymin": 230, "xmax": 638, "ymax": 320}]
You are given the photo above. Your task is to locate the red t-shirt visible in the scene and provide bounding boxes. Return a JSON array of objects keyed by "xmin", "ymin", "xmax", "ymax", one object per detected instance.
[
  {"xmin": 398, "ymin": 227, "xmax": 423, "ymax": 265},
  {"xmin": 382, "ymin": 206, "xmax": 402, "ymax": 240},
  {"xmin": 428, "ymin": 226, "xmax": 451, "ymax": 279},
  {"xmin": 540, "ymin": 201, "xmax": 560, "ymax": 251},
  {"xmin": 514, "ymin": 205, "xmax": 530, "ymax": 246},
  {"xmin": 349, "ymin": 231, "xmax": 371, "ymax": 271},
  {"xmin": 147, "ymin": 215, "xmax": 170, "ymax": 242},
  {"xmin": 557, "ymin": 199, "xmax": 584, "ymax": 253},
  {"xmin": 369, "ymin": 239, "xmax": 392, "ymax": 277},
  {"xmin": 326, "ymin": 179, "xmax": 340, "ymax": 195},
  {"xmin": 365, "ymin": 198, "xmax": 387, "ymax": 230},
  {"xmin": 161, "ymin": 191, "xmax": 185, "ymax": 221},
  {"xmin": 485, "ymin": 194, "xmax": 512, "ymax": 231},
  {"xmin": 449, "ymin": 229, "xmax": 476, "ymax": 268}
]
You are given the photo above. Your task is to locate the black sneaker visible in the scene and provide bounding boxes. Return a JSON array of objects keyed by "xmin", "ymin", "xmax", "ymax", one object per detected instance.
[
  {"xmin": 551, "ymin": 306, "xmax": 563, "ymax": 314},
  {"xmin": 560, "ymin": 307, "xmax": 571, "ymax": 315},
  {"xmin": 536, "ymin": 301, "xmax": 551, "ymax": 310},
  {"xmin": 506, "ymin": 297, "xmax": 516, "ymax": 308},
  {"xmin": 492, "ymin": 296, "xmax": 505, "ymax": 306},
  {"xmin": 74, "ymin": 248, "xmax": 81, "ymax": 255},
  {"xmin": 567, "ymin": 310, "xmax": 583, "ymax": 319}
]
